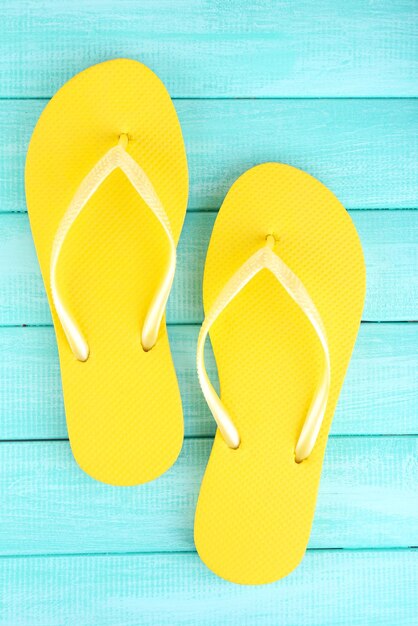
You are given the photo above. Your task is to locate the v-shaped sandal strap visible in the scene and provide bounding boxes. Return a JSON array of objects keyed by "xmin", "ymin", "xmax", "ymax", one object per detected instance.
[
  {"xmin": 196, "ymin": 235, "xmax": 331, "ymax": 462},
  {"xmin": 50, "ymin": 135, "xmax": 176, "ymax": 361}
]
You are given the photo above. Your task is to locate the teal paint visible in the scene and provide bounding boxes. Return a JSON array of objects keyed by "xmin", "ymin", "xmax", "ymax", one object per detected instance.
[
  {"xmin": 0, "ymin": 438, "xmax": 417, "ymax": 555},
  {"xmin": 1, "ymin": 100, "xmax": 417, "ymax": 212},
  {"xmin": 1, "ymin": 0, "xmax": 417, "ymax": 98},
  {"xmin": 1, "ymin": 1, "xmax": 417, "ymax": 622},
  {"xmin": 0, "ymin": 323, "xmax": 417, "ymax": 440},
  {"xmin": 1, "ymin": 551, "xmax": 417, "ymax": 626},
  {"xmin": 0, "ymin": 211, "xmax": 416, "ymax": 324}
]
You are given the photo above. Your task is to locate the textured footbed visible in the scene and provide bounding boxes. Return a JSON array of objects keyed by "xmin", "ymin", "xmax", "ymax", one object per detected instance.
[
  {"xmin": 194, "ymin": 163, "xmax": 366, "ymax": 584},
  {"xmin": 25, "ymin": 59, "xmax": 188, "ymax": 485}
]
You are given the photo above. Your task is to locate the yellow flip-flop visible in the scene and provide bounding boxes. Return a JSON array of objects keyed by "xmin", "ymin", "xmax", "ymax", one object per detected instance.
[
  {"xmin": 25, "ymin": 59, "xmax": 188, "ymax": 486},
  {"xmin": 195, "ymin": 163, "xmax": 366, "ymax": 584}
]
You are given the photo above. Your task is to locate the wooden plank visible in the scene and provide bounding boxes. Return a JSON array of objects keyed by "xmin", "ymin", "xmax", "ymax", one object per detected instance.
[
  {"xmin": 2, "ymin": 99, "xmax": 417, "ymax": 213},
  {"xmin": 0, "ymin": 437, "xmax": 417, "ymax": 555},
  {"xmin": 1, "ymin": 0, "xmax": 417, "ymax": 98},
  {"xmin": 0, "ymin": 323, "xmax": 417, "ymax": 441},
  {"xmin": 1, "ymin": 550, "xmax": 417, "ymax": 626},
  {"xmin": 0, "ymin": 211, "xmax": 416, "ymax": 325}
]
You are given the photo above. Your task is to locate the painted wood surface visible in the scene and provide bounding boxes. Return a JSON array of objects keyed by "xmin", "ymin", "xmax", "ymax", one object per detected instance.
[
  {"xmin": 2, "ymin": 1, "xmax": 417, "ymax": 98},
  {"xmin": 0, "ymin": 323, "xmax": 417, "ymax": 441},
  {"xmin": 1, "ymin": 551, "xmax": 417, "ymax": 626},
  {"xmin": 0, "ymin": 437, "xmax": 417, "ymax": 555},
  {"xmin": 1, "ymin": 211, "xmax": 417, "ymax": 326},
  {"xmin": 2, "ymin": 99, "xmax": 417, "ymax": 213},
  {"xmin": 1, "ymin": 1, "xmax": 417, "ymax": 621}
]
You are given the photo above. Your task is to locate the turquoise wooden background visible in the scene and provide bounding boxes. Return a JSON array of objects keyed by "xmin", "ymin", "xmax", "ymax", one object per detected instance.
[{"xmin": 0, "ymin": 1, "xmax": 417, "ymax": 624}]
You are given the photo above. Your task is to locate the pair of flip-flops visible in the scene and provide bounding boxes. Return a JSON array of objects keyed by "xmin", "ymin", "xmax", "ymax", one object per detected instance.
[{"xmin": 25, "ymin": 59, "xmax": 366, "ymax": 584}]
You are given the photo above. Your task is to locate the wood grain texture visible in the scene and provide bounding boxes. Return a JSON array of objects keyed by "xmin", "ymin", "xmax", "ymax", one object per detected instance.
[
  {"xmin": 1, "ymin": 0, "xmax": 417, "ymax": 618},
  {"xmin": 1, "ymin": 0, "xmax": 417, "ymax": 98},
  {"xmin": 2, "ymin": 99, "xmax": 417, "ymax": 213},
  {"xmin": 0, "ymin": 323, "xmax": 417, "ymax": 441},
  {"xmin": 1, "ymin": 550, "xmax": 418, "ymax": 626},
  {"xmin": 0, "ymin": 211, "xmax": 416, "ymax": 325},
  {"xmin": 0, "ymin": 437, "xmax": 417, "ymax": 555}
]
